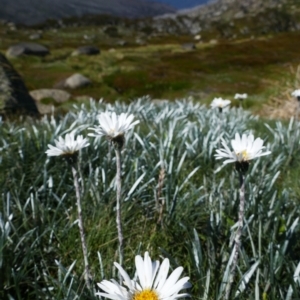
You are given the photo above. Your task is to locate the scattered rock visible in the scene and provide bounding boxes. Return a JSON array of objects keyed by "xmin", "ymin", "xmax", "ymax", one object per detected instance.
[
  {"xmin": 116, "ymin": 40, "xmax": 127, "ymax": 46},
  {"xmin": 139, "ymin": 0, "xmax": 296, "ymax": 37},
  {"xmin": 135, "ymin": 38, "xmax": 146, "ymax": 45},
  {"xmin": 6, "ymin": 42, "xmax": 50, "ymax": 57},
  {"xmin": 234, "ymin": 11, "xmax": 245, "ymax": 19},
  {"xmin": 181, "ymin": 43, "xmax": 196, "ymax": 50},
  {"xmin": 83, "ymin": 34, "xmax": 95, "ymax": 40},
  {"xmin": 30, "ymin": 89, "xmax": 71, "ymax": 103},
  {"xmin": 29, "ymin": 33, "xmax": 42, "ymax": 40},
  {"xmin": 240, "ymin": 26, "xmax": 249, "ymax": 35},
  {"xmin": 7, "ymin": 22, "xmax": 16, "ymax": 31},
  {"xmin": 34, "ymin": 103, "xmax": 54, "ymax": 115},
  {"xmin": 71, "ymin": 45, "xmax": 100, "ymax": 56},
  {"xmin": 209, "ymin": 39, "xmax": 218, "ymax": 45},
  {"xmin": 55, "ymin": 73, "xmax": 91, "ymax": 89},
  {"xmin": 0, "ymin": 53, "xmax": 39, "ymax": 116},
  {"xmin": 30, "ymin": 89, "xmax": 72, "ymax": 114}
]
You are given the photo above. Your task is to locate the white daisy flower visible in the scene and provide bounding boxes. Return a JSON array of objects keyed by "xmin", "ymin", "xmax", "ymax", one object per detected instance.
[
  {"xmin": 291, "ymin": 89, "xmax": 300, "ymax": 100},
  {"xmin": 89, "ymin": 112, "xmax": 139, "ymax": 145},
  {"xmin": 96, "ymin": 252, "xmax": 191, "ymax": 300},
  {"xmin": 215, "ymin": 133, "xmax": 271, "ymax": 165},
  {"xmin": 234, "ymin": 93, "xmax": 248, "ymax": 100},
  {"xmin": 210, "ymin": 97, "xmax": 231, "ymax": 109},
  {"xmin": 45, "ymin": 132, "xmax": 89, "ymax": 157}
]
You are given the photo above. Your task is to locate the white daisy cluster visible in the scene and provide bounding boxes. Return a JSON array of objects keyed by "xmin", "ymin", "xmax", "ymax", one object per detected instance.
[
  {"xmin": 291, "ymin": 89, "xmax": 300, "ymax": 101},
  {"xmin": 97, "ymin": 252, "xmax": 191, "ymax": 300},
  {"xmin": 215, "ymin": 133, "xmax": 271, "ymax": 171},
  {"xmin": 234, "ymin": 93, "xmax": 248, "ymax": 100},
  {"xmin": 89, "ymin": 112, "xmax": 140, "ymax": 139},
  {"xmin": 45, "ymin": 132, "xmax": 89, "ymax": 158},
  {"xmin": 210, "ymin": 97, "xmax": 231, "ymax": 110},
  {"xmin": 45, "ymin": 112, "xmax": 140, "ymax": 157},
  {"xmin": 89, "ymin": 112, "xmax": 140, "ymax": 147}
]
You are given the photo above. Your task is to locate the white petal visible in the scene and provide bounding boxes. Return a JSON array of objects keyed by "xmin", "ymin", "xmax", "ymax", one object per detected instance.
[
  {"xmin": 158, "ymin": 266, "xmax": 183, "ymax": 295},
  {"xmin": 160, "ymin": 276, "xmax": 191, "ymax": 298},
  {"xmin": 95, "ymin": 292, "xmax": 123, "ymax": 300},
  {"xmin": 114, "ymin": 262, "xmax": 133, "ymax": 290},
  {"xmin": 154, "ymin": 257, "xmax": 170, "ymax": 291},
  {"xmin": 135, "ymin": 254, "xmax": 147, "ymax": 288}
]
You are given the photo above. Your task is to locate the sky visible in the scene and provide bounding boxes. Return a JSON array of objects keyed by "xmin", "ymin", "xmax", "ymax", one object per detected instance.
[{"xmin": 154, "ymin": 0, "xmax": 209, "ymax": 9}]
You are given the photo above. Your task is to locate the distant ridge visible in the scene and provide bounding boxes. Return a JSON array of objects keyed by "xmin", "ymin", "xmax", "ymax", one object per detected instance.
[
  {"xmin": 0, "ymin": 0, "xmax": 176, "ymax": 26},
  {"xmin": 155, "ymin": 0, "xmax": 209, "ymax": 10}
]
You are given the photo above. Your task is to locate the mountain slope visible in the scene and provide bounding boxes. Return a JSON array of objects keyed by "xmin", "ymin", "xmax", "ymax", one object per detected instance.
[
  {"xmin": 147, "ymin": 0, "xmax": 300, "ymax": 36},
  {"xmin": 0, "ymin": 0, "xmax": 175, "ymax": 25},
  {"xmin": 155, "ymin": 0, "xmax": 209, "ymax": 9}
]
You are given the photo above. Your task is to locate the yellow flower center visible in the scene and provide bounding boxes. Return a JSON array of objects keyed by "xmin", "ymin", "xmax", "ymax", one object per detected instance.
[
  {"xmin": 132, "ymin": 289, "xmax": 159, "ymax": 300},
  {"xmin": 237, "ymin": 149, "xmax": 250, "ymax": 161}
]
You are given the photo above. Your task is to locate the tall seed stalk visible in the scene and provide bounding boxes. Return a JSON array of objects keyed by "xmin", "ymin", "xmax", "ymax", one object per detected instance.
[
  {"xmin": 113, "ymin": 140, "xmax": 124, "ymax": 272},
  {"xmin": 225, "ymin": 167, "xmax": 246, "ymax": 299},
  {"xmin": 71, "ymin": 163, "xmax": 91, "ymax": 290},
  {"xmin": 156, "ymin": 166, "xmax": 165, "ymax": 227}
]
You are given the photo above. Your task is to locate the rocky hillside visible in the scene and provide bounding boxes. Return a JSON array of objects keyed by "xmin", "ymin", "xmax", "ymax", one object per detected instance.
[
  {"xmin": 134, "ymin": 0, "xmax": 300, "ymax": 37},
  {"xmin": 156, "ymin": 0, "xmax": 209, "ymax": 9},
  {"xmin": 0, "ymin": 0, "xmax": 175, "ymax": 26}
]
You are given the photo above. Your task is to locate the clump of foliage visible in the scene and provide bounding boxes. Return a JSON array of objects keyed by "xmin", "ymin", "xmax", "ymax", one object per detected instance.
[{"xmin": 0, "ymin": 97, "xmax": 300, "ymax": 299}]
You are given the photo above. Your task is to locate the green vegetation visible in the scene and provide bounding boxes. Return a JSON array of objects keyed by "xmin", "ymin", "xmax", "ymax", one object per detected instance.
[
  {"xmin": 1, "ymin": 100, "xmax": 300, "ymax": 299},
  {"xmin": 0, "ymin": 21, "xmax": 300, "ymax": 115},
  {"xmin": 1, "ymin": 8, "xmax": 300, "ymax": 298}
]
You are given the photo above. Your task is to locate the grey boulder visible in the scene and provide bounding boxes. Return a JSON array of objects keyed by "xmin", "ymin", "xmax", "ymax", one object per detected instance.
[
  {"xmin": 181, "ymin": 43, "xmax": 196, "ymax": 50},
  {"xmin": 29, "ymin": 89, "xmax": 71, "ymax": 114},
  {"xmin": 29, "ymin": 33, "xmax": 42, "ymax": 40},
  {"xmin": 71, "ymin": 45, "xmax": 100, "ymax": 56},
  {"xmin": 0, "ymin": 53, "xmax": 39, "ymax": 116},
  {"xmin": 6, "ymin": 42, "xmax": 50, "ymax": 57},
  {"xmin": 30, "ymin": 89, "xmax": 71, "ymax": 103},
  {"xmin": 55, "ymin": 73, "xmax": 91, "ymax": 89}
]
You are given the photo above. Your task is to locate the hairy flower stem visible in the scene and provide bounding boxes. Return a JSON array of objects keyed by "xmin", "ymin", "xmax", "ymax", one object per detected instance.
[
  {"xmin": 284, "ymin": 117, "xmax": 298, "ymax": 169},
  {"xmin": 72, "ymin": 165, "xmax": 91, "ymax": 290},
  {"xmin": 225, "ymin": 171, "xmax": 245, "ymax": 300},
  {"xmin": 217, "ymin": 108, "xmax": 223, "ymax": 147},
  {"xmin": 114, "ymin": 147, "xmax": 124, "ymax": 272},
  {"xmin": 156, "ymin": 166, "xmax": 165, "ymax": 227},
  {"xmin": 239, "ymin": 99, "xmax": 244, "ymax": 110}
]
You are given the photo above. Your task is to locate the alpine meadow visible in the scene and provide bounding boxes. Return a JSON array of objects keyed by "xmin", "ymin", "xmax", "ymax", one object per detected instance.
[{"xmin": 1, "ymin": 0, "xmax": 300, "ymax": 299}]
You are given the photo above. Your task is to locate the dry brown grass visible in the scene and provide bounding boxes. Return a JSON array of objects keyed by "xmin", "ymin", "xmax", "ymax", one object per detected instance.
[{"xmin": 261, "ymin": 64, "xmax": 300, "ymax": 119}]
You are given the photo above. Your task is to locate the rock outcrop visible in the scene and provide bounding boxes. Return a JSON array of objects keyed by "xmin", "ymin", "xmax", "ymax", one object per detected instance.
[
  {"xmin": 0, "ymin": 53, "xmax": 40, "ymax": 116},
  {"xmin": 30, "ymin": 89, "xmax": 71, "ymax": 114},
  {"xmin": 71, "ymin": 46, "xmax": 100, "ymax": 56},
  {"xmin": 6, "ymin": 42, "xmax": 50, "ymax": 58},
  {"xmin": 30, "ymin": 89, "xmax": 71, "ymax": 103},
  {"xmin": 54, "ymin": 73, "xmax": 91, "ymax": 89},
  {"xmin": 135, "ymin": 0, "xmax": 299, "ymax": 37}
]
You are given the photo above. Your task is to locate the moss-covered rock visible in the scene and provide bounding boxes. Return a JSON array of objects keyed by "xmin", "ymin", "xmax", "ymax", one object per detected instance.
[{"xmin": 0, "ymin": 53, "xmax": 40, "ymax": 116}]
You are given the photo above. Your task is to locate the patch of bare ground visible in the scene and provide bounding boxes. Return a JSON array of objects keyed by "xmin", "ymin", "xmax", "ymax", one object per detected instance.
[{"xmin": 261, "ymin": 64, "xmax": 300, "ymax": 120}]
